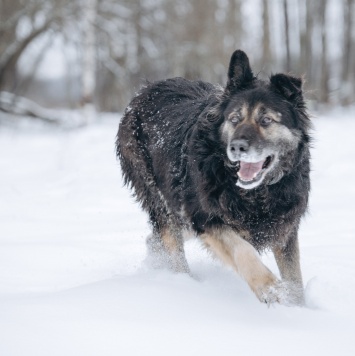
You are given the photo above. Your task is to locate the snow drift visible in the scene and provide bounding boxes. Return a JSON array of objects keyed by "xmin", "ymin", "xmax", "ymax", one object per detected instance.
[{"xmin": 0, "ymin": 111, "xmax": 354, "ymax": 356}]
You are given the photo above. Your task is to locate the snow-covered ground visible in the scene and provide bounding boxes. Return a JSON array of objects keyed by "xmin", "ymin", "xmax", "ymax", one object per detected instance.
[{"xmin": 0, "ymin": 110, "xmax": 355, "ymax": 356}]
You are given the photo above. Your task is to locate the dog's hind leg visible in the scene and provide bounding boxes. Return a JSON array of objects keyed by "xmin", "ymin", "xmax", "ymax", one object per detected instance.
[
  {"xmin": 272, "ymin": 227, "xmax": 304, "ymax": 305},
  {"xmin": 146, "ymin": 215, "xmax": 190, "ymax": 274},
  {"xmin": 202, "ymin": 227, "xmax": 284, "ymax": 305},
  {"xmin": 118, "ymin": 112, "xmax": 189, "ymax": 273}
]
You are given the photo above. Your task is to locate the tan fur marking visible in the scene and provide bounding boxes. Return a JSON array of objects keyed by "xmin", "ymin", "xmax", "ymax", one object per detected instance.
[
  {"xmin": 268, "ymin": 111, "xmax": 282, "ymax": 122},
  {"xmin": 202, "ymin": 228, "xmax": 281, "ymax": 303},
  {"xmin": 204, "ymin": 236, "xmax": 236, "ymax": 268},
  {"xmin": 241, "ymin": 103, "xmax": 248, "ymax": 121},
  {"xmin": 161, "ymin": 228, "xmax": 190, "ymax": 273},
  {"xmin": 238, "ymin": 230, "xmax": 251, "ymax": 242},
  {"xmin": 266, "ymin": 122, "xmax": 300, "ymax": 145},
  {"xmin": 250, "ymin": 103, "xmax": 262, "ymax": 123},
  {"xmin": 249, "ymin": 104, "xmax": 282, "ymax": 123},
  {"xmin": 161, "ymin": 228, "xmax": 179, "ymax": 253}
]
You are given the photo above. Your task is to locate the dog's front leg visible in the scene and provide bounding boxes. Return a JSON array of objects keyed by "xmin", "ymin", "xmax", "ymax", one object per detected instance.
[
  {"xmin": 272, "ymin": 227, "xmax": 305, "ymax": 305},
  {"xmin": 202, "ymin": 228, "xmax": 283, "ymax": 305}
]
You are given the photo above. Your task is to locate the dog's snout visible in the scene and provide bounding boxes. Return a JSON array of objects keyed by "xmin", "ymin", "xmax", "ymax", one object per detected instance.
[{"xmin": 230, "ymin": 139, "xmax": 249, "ymax": 153}]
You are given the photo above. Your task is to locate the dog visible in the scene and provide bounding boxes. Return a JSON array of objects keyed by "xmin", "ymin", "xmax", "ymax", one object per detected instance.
[{"xmin": 116, "ymin": 50, "xmax": 311, "ymax": 305}]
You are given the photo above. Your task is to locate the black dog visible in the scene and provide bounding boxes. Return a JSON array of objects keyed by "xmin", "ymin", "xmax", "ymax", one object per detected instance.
[{"xmin": 117, "ymin": 50, "xmax": 311, "ymax": 305}]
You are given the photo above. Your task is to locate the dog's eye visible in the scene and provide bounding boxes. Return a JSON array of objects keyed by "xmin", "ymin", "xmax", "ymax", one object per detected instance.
[
  {"xmin": 260, "ymin": 117, "xmax": 273, "ymax": 127},
  {"xmin": 229, "ymin": 113, "xmax": 240, "ymax": 124}
]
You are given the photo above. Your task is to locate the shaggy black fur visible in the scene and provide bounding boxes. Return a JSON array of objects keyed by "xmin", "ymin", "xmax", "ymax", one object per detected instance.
[{"xmin": 117, "ymin": 51, "xmax": 311, "ymax": 256}]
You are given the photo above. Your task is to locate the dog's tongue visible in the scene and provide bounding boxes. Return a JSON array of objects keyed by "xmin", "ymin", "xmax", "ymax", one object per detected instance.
[{"xmin": 238, "ymin": 160, "xmax": 264, "ymax": 181}]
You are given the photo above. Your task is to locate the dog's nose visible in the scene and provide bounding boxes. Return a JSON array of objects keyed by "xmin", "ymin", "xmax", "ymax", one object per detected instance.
[{"xmin": 230, "ymin": 139, "xmax": 249, "ymax": 153}]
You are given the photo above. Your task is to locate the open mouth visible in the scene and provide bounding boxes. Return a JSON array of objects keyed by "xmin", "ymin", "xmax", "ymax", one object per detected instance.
[{"xmin": 231, "ymin": 155, "xmax": 274, "ymax": 187}]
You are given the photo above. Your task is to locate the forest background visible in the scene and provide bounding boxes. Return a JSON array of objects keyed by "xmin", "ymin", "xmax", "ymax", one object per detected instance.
[{"xmin": 0, "ymin": 0, "xmax": 354, "ymax": 117}]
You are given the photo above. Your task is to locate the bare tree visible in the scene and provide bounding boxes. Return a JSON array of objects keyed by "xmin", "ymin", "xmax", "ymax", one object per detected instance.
[
  {"xmin": 341, "ymin": 0, "xmax": 355, "ymax": 105},
  {"xmin": 262, "ymin": 0, "xmax": 272, "ymax": 74},
  {"xmin": 283, "ymin": 0, "xmax": 291, "ymax": 72},
  {"xmin": 81, "ymin": 0, "xmax": 97, "ymax": 105},
  {"xmin": 81, "ymin": 0, "xmax": 98, "ymax": 123},
  {"xmin": 0, "ymin": 1, "xmax": 52, "ymax": 91},
  {"xmin": 1, "ymin": 0, "xmax": 354, "ymax": 115},
  {"xmin": 319, "ymin": 0, "xmax": 329, "ymax": 103}
]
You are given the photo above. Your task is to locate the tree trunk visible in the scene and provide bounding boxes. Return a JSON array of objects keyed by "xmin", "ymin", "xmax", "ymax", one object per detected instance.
[
  {"xmin": 81, "ymin": 0, "xmax": 97, "ymax": 123},
  {"xmin": 319, "ymin": 0, "xmax": 329, "ymax": 103},
  {"xmin": 0, "ymin": 19, "xmax": 52, "ymax": 90},
  {"xmin": 283, "ymin": 0, "xmax": 291, "ymax": 72},
  {"xmin": 341, "ymin": 0, "xmax": 354, "ymax": 105},
  {"xmin": 306, "ymin": 1, "xmax": 314, "ymax": 78},
  {"xmin": 262, "ymin": 0, "xmax": 271, "ymax": 73}
]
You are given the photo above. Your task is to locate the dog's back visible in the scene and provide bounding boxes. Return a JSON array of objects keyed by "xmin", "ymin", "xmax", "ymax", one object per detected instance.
[{"xmin": 117, "ymin": 77, "xmax": 219, "ymax": 213}]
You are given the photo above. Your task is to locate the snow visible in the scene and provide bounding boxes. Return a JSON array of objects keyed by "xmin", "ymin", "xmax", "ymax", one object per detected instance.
[{"xmin": 1, "ymin": 110, "xmax": 355, "ymax": 355}]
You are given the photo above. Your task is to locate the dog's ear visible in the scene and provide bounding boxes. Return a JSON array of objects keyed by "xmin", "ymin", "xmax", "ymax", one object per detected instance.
[
  {"xmin": 226, "ymin": 50, "xmax": 254, "ymax": 93},
  {"xmin": 270, "ymin": 74, "xmax": 303, "ymax": 103}
]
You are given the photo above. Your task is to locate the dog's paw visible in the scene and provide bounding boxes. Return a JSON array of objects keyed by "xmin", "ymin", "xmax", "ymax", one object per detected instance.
[
  {"xmin": 256, "ymin": 281, "xmax": 305, "ymax": 307},
  {"xmin": 256, "ymin": 281, "xmax": 284, "ymax": 306}
]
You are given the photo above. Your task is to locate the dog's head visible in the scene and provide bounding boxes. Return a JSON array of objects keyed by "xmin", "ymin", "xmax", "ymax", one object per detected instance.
[{"xmin": 220, "ymin": 50, "xmax": 309, "ymax": 190}]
